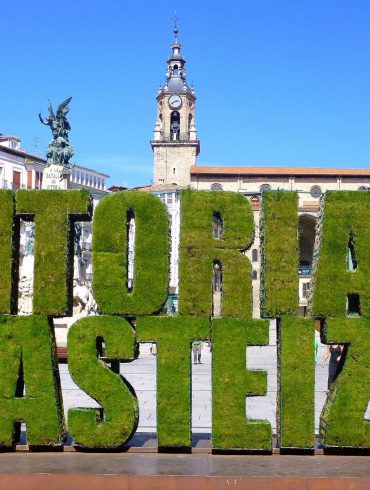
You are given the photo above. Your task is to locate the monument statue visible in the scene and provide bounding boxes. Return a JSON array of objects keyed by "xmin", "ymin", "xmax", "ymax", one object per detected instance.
[{"xmin": 39, "ymin": 97, "xmax": 74, "ymax": 169}]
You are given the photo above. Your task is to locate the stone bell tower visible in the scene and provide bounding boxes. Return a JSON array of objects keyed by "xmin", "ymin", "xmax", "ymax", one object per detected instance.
[{"xmin": 152, "ymin": 25, "xmax": 200, "ymax": 186}]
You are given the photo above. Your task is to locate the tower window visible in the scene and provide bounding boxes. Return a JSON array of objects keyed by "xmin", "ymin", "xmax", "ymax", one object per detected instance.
[
  {"xmin": 173, "ymin": 168, "xmax": 176, "ymax": 175},
  {"xmin": 252, "ymin": 249, "xmax": 258, "ymax": 262},
  {"xmin": 188, "ymin": 113, "xmax": 193, "ymax": 132},
  {"xmin": 173, "ymin": 65, "xmax": 179, "ymax": 75},
  {"xmin": 170, "ymin": 111, "xmax": 180, "ymax": 140},
  {"xmin": 252, "ymin": 270, "xmax": 258, "ymax": 280}
]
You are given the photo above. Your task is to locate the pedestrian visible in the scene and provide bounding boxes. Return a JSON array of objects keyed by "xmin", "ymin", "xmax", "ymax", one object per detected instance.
[
  {"xmin": 192, "ymin": 340, "xmax": 202, "ymax": 364},
  {"xmin": 322, "ymin": 344, "xmax": 343, "ymax": 390}
]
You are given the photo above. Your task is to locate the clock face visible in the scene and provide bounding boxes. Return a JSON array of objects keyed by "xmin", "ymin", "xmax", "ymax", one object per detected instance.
[{"xmin": 168, "ymin": 95, "xmax": 182, "ymax": 109}]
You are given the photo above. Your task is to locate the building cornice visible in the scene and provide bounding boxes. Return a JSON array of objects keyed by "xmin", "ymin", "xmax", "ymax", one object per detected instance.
[{"xmin": 190, "ymin": 165, "xmax": 370, "ymax": 177}]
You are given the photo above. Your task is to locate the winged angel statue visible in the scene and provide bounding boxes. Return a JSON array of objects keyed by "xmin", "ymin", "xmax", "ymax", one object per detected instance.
[{"xmin": 39, "ymin": 97, "xmax": 74, "ymax": 169}]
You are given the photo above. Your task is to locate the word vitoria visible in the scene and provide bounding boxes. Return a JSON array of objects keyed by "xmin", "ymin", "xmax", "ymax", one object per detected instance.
[{"xmin": 0, "ymin": 189, "xmax": 368, "ymax": 452}]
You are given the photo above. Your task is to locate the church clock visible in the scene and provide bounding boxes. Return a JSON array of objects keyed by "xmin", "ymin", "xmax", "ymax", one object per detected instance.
[{"xmin": 168, "ymin": 95, "xmax": 182, "ymax": 109}]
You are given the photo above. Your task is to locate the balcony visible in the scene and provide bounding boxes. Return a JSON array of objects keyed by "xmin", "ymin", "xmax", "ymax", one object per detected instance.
[{"xmin": 152, "ymin": 132, "xmax": 199, "ymax": 143}]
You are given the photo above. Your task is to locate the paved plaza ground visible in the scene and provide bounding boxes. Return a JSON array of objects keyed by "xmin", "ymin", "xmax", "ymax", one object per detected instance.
[{"xmin": 60, "ymin": 322, "xmax": 370, "ymax": 438}]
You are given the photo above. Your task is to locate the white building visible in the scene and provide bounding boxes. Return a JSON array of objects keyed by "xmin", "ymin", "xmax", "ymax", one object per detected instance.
[{"xmin": 0, "ymin": 131, "xmax": 110, "ymax": 350}]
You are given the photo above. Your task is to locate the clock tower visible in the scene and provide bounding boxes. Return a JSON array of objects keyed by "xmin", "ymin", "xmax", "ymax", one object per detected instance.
[{"xmin": 152, "ymin": 25, "xmax": 200, "ymax": 186}]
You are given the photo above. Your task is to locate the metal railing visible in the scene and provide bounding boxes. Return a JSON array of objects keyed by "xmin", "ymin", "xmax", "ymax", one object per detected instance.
[{"xmin": 158, "ymin": 132, "xmax": 198, "ymax": 142}]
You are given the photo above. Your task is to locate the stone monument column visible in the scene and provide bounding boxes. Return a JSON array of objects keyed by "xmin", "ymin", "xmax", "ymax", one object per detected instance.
[{"xmin": 39, "ymin": 97, "xmax": 74, "ymax": 189}]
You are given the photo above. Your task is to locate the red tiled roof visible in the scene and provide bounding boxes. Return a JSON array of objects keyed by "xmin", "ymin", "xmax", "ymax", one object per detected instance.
[{"xmin": 190, "ymin": 166, "xmax": 370, "ymax": 176}]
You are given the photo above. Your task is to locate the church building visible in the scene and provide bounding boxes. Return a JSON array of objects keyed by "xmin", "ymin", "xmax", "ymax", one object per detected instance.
[{"xmin": 148, "ymin": 26, "xmax": 370, "ymax": 317}]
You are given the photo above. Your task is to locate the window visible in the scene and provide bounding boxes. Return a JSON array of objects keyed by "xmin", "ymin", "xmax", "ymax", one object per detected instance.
[
  {"xmin": 188, "ymin": 113, "xmax": 193, "ymax": 132},
  {"xmin": 260, "ymin": 184, "xmax": 271, "ymax": 192},
  {"xmin": 213, "ymin": 212, "xmax": 223, "ymax": 239},
  {"xmin": 347, "ymin": 294, "xmax": 360, "ymax": 316},
  {"xmin": 211, "ymin": 183, "xmax": 223, "ymax": 191},
  {"xmin": 252, "ymin": 249, "xmax": 258, "ymax": 262},
  {"xmin": 12, "ymin": 170, "xmax": 21, "ymax": 190},
  {"xmin": 35, "ymin": 171, "xmax": 43, "ymax": 189},
  {"xmin": 310, "ymin": 185, "xmax": 322, "ymax": 198},
  {"xmin": 347, "ymin": 231, "xmax": 357, "ymax": 271},
  {"xmin": 173, "ymin": 168, "xmax": 176, "ymax": 175},
  {"xmin": 302, "ymin": 282, "xmax": 310, "ymax": 299},
  {"xmin": 170, "ymin": 111, "xmax": 180, "ymax": 140},
  {"xmin": 252, "ymin": 270, "xmax": 257, "ymax": 280},
  {"xmin": 173, "ymin": 65, "xmax": 179, "ymax": 76},
  {"xmin": 213, "ymin": 262, "xmax": 222, "ymax": 292}
]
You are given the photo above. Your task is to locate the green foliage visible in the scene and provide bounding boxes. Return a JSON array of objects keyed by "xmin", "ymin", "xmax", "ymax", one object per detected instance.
[
  {"xmin": 179, "ymin": 190, "xmax": 254, "ymax": 318},
  {"xmin": 278, "ymin": 316, "xmax": 315, "ymax": 450},
  {"xmin": 67, "ymin": 315, "xmax": 138, "ymax": 449},
  {"xmin": 320, "ymin": 318, "xmax": 370, "ymax": 448},
  {"xmin": 212, "ymin": 318, "xmax": 272, "ymax": 451},
  {"xmin": 137, "ymin": 316, "xmax": 209, "ymax": 450},
  {"xmin": 16, "ymin": 190, "xmax": 91, "ymax": 316},
  {"xmin": 260, "ymin": 191, "xmax": 299, "ymax": 317},
  {"xmin": 311, "ymin": 191, "xmax": 370, "ymax": 317},
  {"xmin": 93, "ymin": 191, "xmax": 169, "ymax": 315},
  {"xmin": 0, "ymin": 315, "xmax": 65, "ymax": 448},
  {"xmin": 0, "ymin": 191, "xmax": 14, "ymax": 314}
]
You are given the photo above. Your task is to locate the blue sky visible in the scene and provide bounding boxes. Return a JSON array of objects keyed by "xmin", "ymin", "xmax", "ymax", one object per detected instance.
[{"xmin": 1, "ymin": 0, "xmax": 370, "ymax": 187}]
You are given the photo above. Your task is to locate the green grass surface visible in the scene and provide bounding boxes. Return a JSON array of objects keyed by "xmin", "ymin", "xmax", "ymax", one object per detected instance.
[
  {"xmin": 138, "ymin": 316, "xmax": 209, "ymax": 449},
  {"xmin": 67, "ymin": 315, "xmax": 138, "ymax": 449},
  {"xmin": 16, "ymin": 190, "xmax": 91, "ymax": 316},
  {"xmin": 0, "ymin": 191, "xmax": 14, "ymax": 313},
  {"xmin": 278, "ymin": 316, "xmax": 315, "ymax": 450},
  {"xmin": 212, "ymin": 318, "xmax": 272, "ymax": 451},
  {"xmin": 0, "ymin": 315, "xmax": 65, "ymax": 448},
  {"xmin": 311, "ymin": 191, "xmax": 370, "ymax": 317},
  {"xmin": 320, "ymin": 318, "xmax": 370, "ymax": 448},
  {"xmin": 260, "ymin": 191, "xmax": 299, "ymax": 317},
  {"xmin": 179, "ymin": 190, "xmax": 254, "ymax": 318},
  {"xmin": 93, "ymin": 191, "xmax": 169, "ymax": 315}
]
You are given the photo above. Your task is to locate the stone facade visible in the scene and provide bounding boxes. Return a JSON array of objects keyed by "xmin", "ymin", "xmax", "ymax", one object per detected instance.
[{"xmin": 152, "ymin": 27, "xmax": 199, "ymax": 186}]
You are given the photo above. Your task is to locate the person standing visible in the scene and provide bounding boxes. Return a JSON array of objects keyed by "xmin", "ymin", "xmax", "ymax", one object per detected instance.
[
  {"xmin": 192, "ymin": 340, "xmax": 202, "ymax": 364},
  {"xmin": 322, "ymin": 344, "xmax": 343, "ymax": 390}
]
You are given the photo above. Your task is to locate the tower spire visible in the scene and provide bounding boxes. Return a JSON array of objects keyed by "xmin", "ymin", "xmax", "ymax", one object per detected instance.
[
  {"xmin": 173, "ymin": 11, "xmax": 178, "ymax": 43},
  {"xmin": 152, "ymin": 18, "xmax": 199, "ymax": 186}
]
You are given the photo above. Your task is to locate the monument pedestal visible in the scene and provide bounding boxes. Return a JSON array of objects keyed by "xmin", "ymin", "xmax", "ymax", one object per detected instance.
[{"xmin": 42, "ymin": 164, "xmax": 71, "ymax": 190}]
